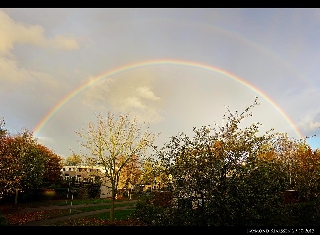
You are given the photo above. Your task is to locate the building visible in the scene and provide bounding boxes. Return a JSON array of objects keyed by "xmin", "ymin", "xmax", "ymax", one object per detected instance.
[{"xmin": 60, "ymin": 165, "xmax": 112, "ymax": 198}]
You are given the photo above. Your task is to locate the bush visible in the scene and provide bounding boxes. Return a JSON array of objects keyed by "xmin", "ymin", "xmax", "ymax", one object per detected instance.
[
  {"xmin": 53, "ymin": 188, "xmax": 68, "ymax": 199},
  {"xmin": 76, "ymin": 184, "xmax": 101, "ymax": 200},
  {"xmin": 134, "ymin": 193, "xmax": 168, "ymax": 225},
  {"xmin": 0, "ymin": 212, "xmax": 7, "ymax": 226},
  {"xmin": 88, "ymin": 185, "xmax": 101, "ymax": 199},
  {"xmin": 277, "ymin": 199, "xmax": 320, "ymax": 226},
  {"xmin": 18, "ymin": 189, "xmax": 42, "ymax": 203},
  {"xmin": 149, "ymin": 191, "xmax": 173, "ymax": 207}
]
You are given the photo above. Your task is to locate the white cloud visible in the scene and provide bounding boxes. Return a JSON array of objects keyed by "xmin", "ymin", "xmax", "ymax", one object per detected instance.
[
  {"xmin": 0, "ymin": 10, "xmax": 79, "ymax": 55},
  {"xmin": 123, "ymin": 96, "xmax": 146, "ymax": 109},
  {"xmin": 0, "ymin": 9, "xmax": 78, "ymax": 95},
  {"xmin": 49, "ymin": 35, "xmax": 79, "ymax": 50},
  {"xmin": 298, "ymin": 111, "xmax": 320, "ymax": 135},
  {"xmin": 83, "ymin": 72, "xmax": 163, "ymax": 123},
  {"xmin": 135, "ymin": 86, "xmax": 160, "ymax": 101},
  {"xmin": 0, "ymin": 55, "xmax": 60, "ymax": 89},
  {"xmin": 36, "ymin": 136, "xmax": 55, "ymax": 147}
]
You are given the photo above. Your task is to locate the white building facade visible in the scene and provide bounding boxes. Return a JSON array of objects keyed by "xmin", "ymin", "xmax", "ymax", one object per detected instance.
[{"xmin": 60, "ymin": 165, "xmax": 112, "ymax": 198}]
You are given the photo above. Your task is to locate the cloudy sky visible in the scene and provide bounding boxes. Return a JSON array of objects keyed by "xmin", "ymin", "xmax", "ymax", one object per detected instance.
[{"xmin": 1, "ymin": 8, "xmax": 320, "ymax": 158}]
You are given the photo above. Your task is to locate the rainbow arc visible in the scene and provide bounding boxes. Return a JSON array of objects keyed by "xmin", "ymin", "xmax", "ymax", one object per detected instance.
[{"xmin": 33, "ymin": 59, "xmax": 303, "ymax": 139}]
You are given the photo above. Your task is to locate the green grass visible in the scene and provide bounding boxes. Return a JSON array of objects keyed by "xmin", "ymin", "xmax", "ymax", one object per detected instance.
[
  {"xmin": 53, "ymin": 208, "xmax": 138, "ymax": 226},
  {"xmin": 1, "ymin": 198, "xmax": 138, "ymax": 226},
  {"xmin": 52, "ymin": 204, "xmax": 138, "ymax": 226}
]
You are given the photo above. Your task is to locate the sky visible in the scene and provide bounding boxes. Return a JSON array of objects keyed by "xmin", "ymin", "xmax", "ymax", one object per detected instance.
[{"xmin": 1, "ymin": 8, "xmax": 320, "ymax": 158}]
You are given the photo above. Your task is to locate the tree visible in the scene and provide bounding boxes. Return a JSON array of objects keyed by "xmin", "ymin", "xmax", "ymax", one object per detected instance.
[
  {"xmin": 290, "ymin": 143, "xmax": 320, "ymax": 200},
  {"xmin": 140, "ymin": 157, "xmax": 156, "ymax": 185},
  {"xmin": 274, "ymin": 137, "xmax": 320, "ymax": 201},
  {"xmin": 137, "ymin": 157, "xmax": 171, "ymax": 191},
  {"xmin": 146, "ymin": 97, "xmax": 291, "ymax": 225},
  {"xmin": 0, "ymin": 127, "xmax": 63, "ymax": 202},
  {"xmin": 39, "ymin": 144, "xmax": 63, "ymax": 186},
  {"xmin": 117, "ymin": 154, "xmax": 142, "ymax": 198},
  {"xmin": 76, "ymin": 112, "xmax": 157, "ymax": 223},
  {"xmin": 10, "ymin": 130, "xmax": 46, "ymax": 191},
  {"xmin": 0, "ymin": 135, "xmax": 21, "ymax": 200},
  {"xmin": 63, "ymin": 153, "xmax": 83, "ymax": 166},
  {"xmin": 0, "ymin": 117, "xmax": 7, "ymax": 137}
]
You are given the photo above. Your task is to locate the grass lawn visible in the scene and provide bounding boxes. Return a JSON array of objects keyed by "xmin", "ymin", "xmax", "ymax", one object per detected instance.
[{"xmin": 0, "ymin": 198, "xmax": 139, "ymax": 226}]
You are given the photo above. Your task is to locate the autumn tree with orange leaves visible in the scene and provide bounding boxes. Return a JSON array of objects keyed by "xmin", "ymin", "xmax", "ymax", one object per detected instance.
[
  {"xmin": 0, "ymin": 134, "xmax": 21, "ymax": 200},
  {"xmin": 272, "ymin": 135, "xmax": 320, "ymax": 201},
  {"xmin": 291, "ymin": 143, "xmax": 320, "ymax": 200},
  {"xmin": 0, "ymin": 119, "xmax": 62, "ymax": 201},
  {"xmin": 118, "ymin": 155, "xmax": 142, "ymax": 196},
  {"xmin": 39, "ymin": 144, "xmax": 63, "ymax": 186}
]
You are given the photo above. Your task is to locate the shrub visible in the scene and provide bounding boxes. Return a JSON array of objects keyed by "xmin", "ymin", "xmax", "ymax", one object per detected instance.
[
  {"xmin": 0, "ymin": 212, "xmax": 7, "ymax": 226},
  {"xmin": 277, "ymin": 199, "xmax": 320, "ymax": 226},
  {"xmin": 76, "ymin": 184, "xmax": 100, "ymax": 199},
  {"xmin": 134, "ymin": 193, "xmax": 168, "ymax": 225},
  {"xmin": 87, "ymin": 185, "xmax": 101, "ymax": 199}
]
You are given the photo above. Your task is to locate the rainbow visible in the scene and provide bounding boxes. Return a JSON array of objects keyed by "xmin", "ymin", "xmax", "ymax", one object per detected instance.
[{"xmin": 33, "ymin": 59, "xmax": 303, "ymax": 139}]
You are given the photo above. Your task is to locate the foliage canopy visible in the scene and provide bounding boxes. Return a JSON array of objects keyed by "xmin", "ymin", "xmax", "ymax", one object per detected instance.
[
  {"xmin": 76, "ymin": 111, "xmax": 157, "ymax": 222},
  {"xmin": 135, "ymin": 98, "xmax": 320, "ymax": 226}
]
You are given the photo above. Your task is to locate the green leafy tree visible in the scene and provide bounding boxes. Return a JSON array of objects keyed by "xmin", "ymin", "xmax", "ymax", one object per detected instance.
[
  {"xmin": 146, "ymin": 98, "xmax": 290, "ymax": 225},
  {"xmin": 136, "ymin": 98, "xmax": 320, "ymax": 226},
  {"xmin": 138, "ymin": 157, "xmax": 171, "ymax": 190},
  {"xmin": 140, "ymin": 157, "xmax": 156, "ymax": 185},
  {"xmin": 76, "ymin": 112, "xmax": 157, "ymax": 223}
]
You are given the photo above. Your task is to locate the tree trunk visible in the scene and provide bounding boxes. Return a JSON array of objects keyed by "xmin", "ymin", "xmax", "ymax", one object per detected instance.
[
  {"xmin": 110, "ymin": 190, "xmax": 115, "ymax": 223},
  {"xmin": 14, "ymin": 188, "xmax": 18, "ymax": 204}
]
